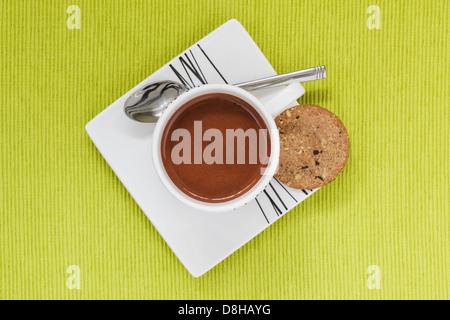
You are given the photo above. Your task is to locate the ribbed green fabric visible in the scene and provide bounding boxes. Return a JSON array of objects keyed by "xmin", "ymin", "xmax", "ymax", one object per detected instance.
[{"xmin": 0, "ymin": 0, "xmax": 448, "ymax": 299}]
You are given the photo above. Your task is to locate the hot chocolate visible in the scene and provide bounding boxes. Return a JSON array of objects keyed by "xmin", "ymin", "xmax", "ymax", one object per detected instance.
[{"xmin": 161, "ymin": 93, "xmax": 271, "ymax": 203}]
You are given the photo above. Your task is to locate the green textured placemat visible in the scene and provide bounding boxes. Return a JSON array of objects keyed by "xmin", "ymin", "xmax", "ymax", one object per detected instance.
[{"xmin": 0, "ymin": 0, "xmax": 448, "ymax": 299}]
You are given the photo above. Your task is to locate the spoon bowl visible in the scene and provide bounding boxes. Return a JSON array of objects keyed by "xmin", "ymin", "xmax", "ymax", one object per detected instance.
[{"xmin": 124, "ymin": 81, "xmax": 186, "ymax": 123}]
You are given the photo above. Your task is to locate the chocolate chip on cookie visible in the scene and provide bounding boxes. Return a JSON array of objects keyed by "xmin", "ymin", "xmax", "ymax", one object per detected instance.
[{"xmin": 275, "ymin": 105, "xmax": 350, "ymax": 189}]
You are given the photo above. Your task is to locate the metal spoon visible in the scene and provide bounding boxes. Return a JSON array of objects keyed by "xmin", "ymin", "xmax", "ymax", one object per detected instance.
[{"xmin": 124, "ymin": 65, "xmax": 326, "ymax": 123}]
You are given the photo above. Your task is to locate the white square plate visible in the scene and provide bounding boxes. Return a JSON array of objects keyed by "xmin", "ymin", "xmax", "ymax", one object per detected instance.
[{"xmin": 86, "ymin": 19, "xmax": 317, "ymax": 277}]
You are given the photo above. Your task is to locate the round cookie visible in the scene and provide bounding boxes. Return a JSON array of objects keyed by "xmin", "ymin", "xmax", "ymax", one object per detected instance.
[{"xmin": 274, "ymin": 105, "xmax": 350, "ymax": 189}]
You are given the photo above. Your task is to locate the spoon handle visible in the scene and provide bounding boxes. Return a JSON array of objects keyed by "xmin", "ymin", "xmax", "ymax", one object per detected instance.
[{"xmin": 234, "ymin": 66, "xmax": 326, "ymax": 91}]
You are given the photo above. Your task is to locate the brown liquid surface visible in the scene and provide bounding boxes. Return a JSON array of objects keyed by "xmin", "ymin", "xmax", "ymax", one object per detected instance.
[{"xmin": 161, "ymin": 93, "xmax": 271, "ymax": 203}]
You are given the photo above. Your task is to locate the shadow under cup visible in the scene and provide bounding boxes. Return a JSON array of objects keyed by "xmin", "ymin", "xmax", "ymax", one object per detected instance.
[{"xmin": 160, "ymin": 93, "xmax": 271, "ymax": 203}]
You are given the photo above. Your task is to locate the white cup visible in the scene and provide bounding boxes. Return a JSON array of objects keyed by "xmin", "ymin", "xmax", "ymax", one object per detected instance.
[{"xmin": 152, "ymin": 83, "xmax": 305, "ymax": 212}]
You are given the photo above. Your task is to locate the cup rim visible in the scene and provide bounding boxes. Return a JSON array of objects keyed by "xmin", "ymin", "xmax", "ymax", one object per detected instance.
[{"xmin": 152, "ymin": 84, "xmax": 280, "ymax": 212}]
